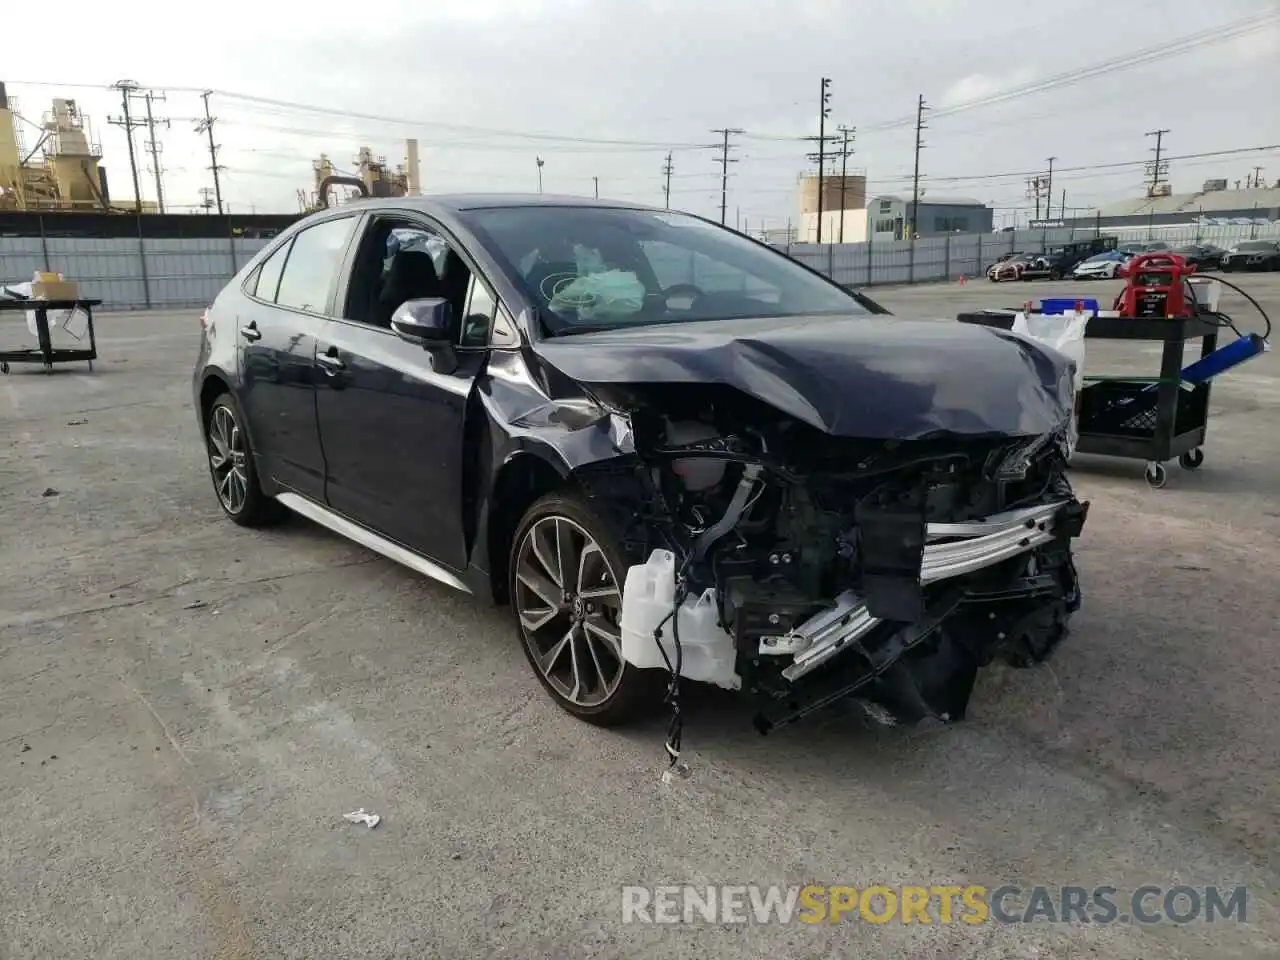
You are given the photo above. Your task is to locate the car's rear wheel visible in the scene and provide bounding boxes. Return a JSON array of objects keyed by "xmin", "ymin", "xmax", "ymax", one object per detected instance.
[
  {"xmin": 205, "ymin": 393, "xmax": 282, "ymax": 527},
  {"xmin": 509, "ymin": 491, "xmax": 655, "ymax": 726}
]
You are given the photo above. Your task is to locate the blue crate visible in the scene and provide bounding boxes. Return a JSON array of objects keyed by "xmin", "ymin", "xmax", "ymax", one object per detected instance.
[{"xmin": 1040, "ymin": 297, "xmax": 1099, "ymax": 316}]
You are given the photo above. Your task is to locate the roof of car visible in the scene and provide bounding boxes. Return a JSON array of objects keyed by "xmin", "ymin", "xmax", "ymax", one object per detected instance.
[{"xmin": 338, "ymin": 193, "xmax": 664, "ymax": 214}]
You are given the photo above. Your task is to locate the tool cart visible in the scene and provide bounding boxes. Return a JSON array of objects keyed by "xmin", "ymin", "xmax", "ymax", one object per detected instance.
[
  {"xmin": 0, "ymin": 296, "xmax": 102, "ymax": 374},
  {"xmin": 957, "ymin": 308, "xmax": 1219, "ymax": 487}
]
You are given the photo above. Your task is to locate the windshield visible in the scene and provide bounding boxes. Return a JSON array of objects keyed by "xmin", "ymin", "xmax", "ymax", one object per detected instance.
[
  {"xmin": 461, "ymin": 205, "xmax": 865, "ymax": 334},
  {"xmin": 1233, "ymin": 241, "xmax": 1276, "ymax": 252}
]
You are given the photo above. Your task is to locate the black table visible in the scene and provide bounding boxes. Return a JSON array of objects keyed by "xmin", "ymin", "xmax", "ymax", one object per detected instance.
[
  {"xmin": 957, "ymin": 310, "xmax": 1221, "ymax": 488},
  {"xmin": 0, "ymin": 298, "xmax": 102, "ymax": 374}
]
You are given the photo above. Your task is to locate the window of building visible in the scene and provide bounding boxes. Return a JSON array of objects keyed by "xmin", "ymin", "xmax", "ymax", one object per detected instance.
[{"xmin": 874, "ymin": 218, "xmax": 896, "ymax": 234}]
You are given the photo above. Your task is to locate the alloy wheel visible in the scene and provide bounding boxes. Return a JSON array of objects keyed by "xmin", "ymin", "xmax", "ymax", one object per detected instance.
[
  {"xmin": 513, "ymin": 515, "xmax": 625, "ymax": 707},
  {"xmin": 208, "ymin": 403, "xmax": 249, "ymax": 515}
]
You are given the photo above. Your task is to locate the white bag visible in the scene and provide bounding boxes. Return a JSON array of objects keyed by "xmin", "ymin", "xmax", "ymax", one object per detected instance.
[{"xmin": 1012, "ymin": 309, "xmax": 1089, "ymax": 458}]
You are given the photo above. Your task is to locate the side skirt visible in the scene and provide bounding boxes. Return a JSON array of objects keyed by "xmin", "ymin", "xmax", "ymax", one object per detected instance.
[{"xmin": 275, "ymin": 492, "xmax": 474, "ymax": 596}]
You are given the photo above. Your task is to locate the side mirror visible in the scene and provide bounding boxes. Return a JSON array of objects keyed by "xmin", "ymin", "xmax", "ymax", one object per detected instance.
[{"xmin": 391, "ymin": 298, "xmax": 453, "ymax": 346}]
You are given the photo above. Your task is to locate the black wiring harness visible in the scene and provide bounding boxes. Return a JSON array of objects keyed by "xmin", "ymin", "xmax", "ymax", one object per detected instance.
[{"xmin": 1184, "ymin": 273, "xmax": 1273, "ymax": 341}]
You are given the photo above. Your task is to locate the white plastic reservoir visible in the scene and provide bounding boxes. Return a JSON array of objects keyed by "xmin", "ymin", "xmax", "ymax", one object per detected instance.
[{"xmin": 619, "ymin": 549, "xmax": 740, "ymax": 690}]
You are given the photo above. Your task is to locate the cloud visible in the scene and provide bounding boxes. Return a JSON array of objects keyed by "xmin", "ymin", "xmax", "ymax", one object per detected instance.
[{"xmin": 939, "ymin": 70, "xmax": 1038, "ymax": 110}]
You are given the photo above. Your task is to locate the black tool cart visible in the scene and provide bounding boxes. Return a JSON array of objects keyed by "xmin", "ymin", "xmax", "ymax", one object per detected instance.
[
  {"xmin": 957, "ymin": 310, "xmax": 1219, "ymax": 488},
  {"xmin": 0, "ymin": 297, "xmax": 102, "ymax": 374}
]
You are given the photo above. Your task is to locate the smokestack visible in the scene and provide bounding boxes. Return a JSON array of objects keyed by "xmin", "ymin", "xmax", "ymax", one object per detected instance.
[
  {"xmin": 98, "ymin": 166, "xmax": 110, "ymax": 205},
  {"xmin": 405, "ymin": 139, "xmax": 420, "ymax": 195}
]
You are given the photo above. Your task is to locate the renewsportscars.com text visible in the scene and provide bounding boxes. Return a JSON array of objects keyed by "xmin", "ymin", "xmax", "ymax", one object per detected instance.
[{"xmin": 621, "ymin": 884, "xmax": 1247, "ymax": 926}]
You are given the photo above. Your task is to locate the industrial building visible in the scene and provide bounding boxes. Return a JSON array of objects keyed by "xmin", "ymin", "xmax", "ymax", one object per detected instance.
[
  {"xmin": 795, "ymin": 169, "xmax": 993, "ymax": 243},
  {"xmin": 0, "ymin": 82, "xmax": 145, "ymax": 212},
  {"xmin": 1060, "ymin": 180, "xmax": 1280, "ymax": 229},
  {"xmin": 297, "ymin": 141, "xmax": 422, "ymax": 212}
]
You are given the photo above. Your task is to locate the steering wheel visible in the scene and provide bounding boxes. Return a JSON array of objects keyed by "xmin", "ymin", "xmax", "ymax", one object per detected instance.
[{"xmin": 662, "ymin": 283, "xmax": 706, "ymax": 311}]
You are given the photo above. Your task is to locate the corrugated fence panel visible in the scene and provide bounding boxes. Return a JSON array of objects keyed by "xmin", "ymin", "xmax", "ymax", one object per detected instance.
[
  {"xmin": 0, "ymin": 237, "xmax": 46, "ymax": 289},
  {"xmin": 6, "ymin": 221, "xmax": 1280, "ymax": 313}
]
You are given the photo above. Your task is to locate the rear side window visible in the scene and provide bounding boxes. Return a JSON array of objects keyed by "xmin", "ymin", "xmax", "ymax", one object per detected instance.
[
  {"xmin": 275, "ymin": 216, "xmax": 358, "ymax": 314},
  {"xmin": 252, "ymin": 240, "xmax": 291, "ymax": 302}
]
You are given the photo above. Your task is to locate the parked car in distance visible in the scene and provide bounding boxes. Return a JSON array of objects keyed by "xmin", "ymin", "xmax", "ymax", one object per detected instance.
[
  {"xmin": 191, "ymin": 194, "xmax": 1087, "ymax": 735},
  {"xmin": 1071, "ymin": 250, "xmax": 1128, "ymax": 280},
  {"xmin": 1119, "ymin": 240, "xmax": 1170, "ymax": 255},
  {"xmin": 1220, "ymin": 239, "xmax": 1280, "ymax": 272},
  {"xmin": 986, "ymin": 253, "xmax": 1035, "ymax": 282},
  {"xmin": 1171, "ymin": 244, "xmax": 1225, "ymax": 271}
]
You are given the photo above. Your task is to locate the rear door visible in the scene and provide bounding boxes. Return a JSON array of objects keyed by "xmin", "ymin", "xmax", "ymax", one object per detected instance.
[
  {"xmin": 314, "ymin": 213, "xmax": 500, "ymax": 569},
  {"xmin": 237, "ymin": 213, "xmax": 359, "ymax": 500}
]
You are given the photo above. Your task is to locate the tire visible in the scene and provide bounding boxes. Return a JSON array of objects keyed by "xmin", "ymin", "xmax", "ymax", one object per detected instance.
[
  {"xmin": 204, "ymin": 392, "xmax": 284, "ymax": 527},
  {"xmin": 509, "ymin": 491, "xmax": 657, "ymax": 726}
]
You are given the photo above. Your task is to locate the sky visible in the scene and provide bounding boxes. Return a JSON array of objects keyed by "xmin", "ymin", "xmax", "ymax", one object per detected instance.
[{"xmin": 5, "ymin": 0, "xmax": 1279, "ymax": 231}]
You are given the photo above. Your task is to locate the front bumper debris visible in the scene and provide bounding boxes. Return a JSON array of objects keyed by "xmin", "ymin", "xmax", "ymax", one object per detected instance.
[{"xmin": 773, "ymin": 499, "xmax": 1083, "ymax": 684}]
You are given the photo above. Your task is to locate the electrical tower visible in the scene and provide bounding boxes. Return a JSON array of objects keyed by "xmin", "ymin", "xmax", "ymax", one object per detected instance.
[
  {"xmin": 194, "ymin": 91, "xmax": 226, "ymax": 215},
  {"xmin": 661, "ymin": 152, "xmax": 674, "ymax": 209},
  {"xmin": 143, "ymin": 91, "xmax": 170, "ymax": 214},
  {"xmin": 711, "ymin": 128, "xmax": 743, "ymax": 225},
  {"xmin": 1145, "ymin": 129, "xmax": 1170, "ymax": 196},
  {"xmin": 909, "ymin": 94, "xmax": 929, "ymax": 241},
  {"xmin": 108, "ymin": 80, "xmax": 147, "ymax": 214}
]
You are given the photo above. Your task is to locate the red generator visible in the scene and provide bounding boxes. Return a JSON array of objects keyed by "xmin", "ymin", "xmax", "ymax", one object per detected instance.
[{"xmin": 1115, "ymin": 252, "xmax": 1198, "ymax": 318}]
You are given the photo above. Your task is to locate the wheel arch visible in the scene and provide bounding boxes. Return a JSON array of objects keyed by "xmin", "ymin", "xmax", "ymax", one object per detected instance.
[{"xmin": 484, "ymin": 446, "xmax": 575, "ymax": 606}]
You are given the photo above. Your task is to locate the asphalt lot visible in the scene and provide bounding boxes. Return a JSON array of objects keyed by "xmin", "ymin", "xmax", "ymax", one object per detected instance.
[{"xmin": 2, "ymin": 274, "xmax": 1279, "ymax": 959}]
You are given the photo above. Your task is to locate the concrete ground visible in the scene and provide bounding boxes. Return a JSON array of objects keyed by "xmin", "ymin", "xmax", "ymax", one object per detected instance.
[{"xmin": 2, "ymin": 274, "xmax": 1278, "ymax": 959}]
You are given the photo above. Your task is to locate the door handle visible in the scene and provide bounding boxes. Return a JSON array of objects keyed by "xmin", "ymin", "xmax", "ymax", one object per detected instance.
[
  {"xmin": 316, "ymin": 350, "xmax": 345, "ymax": 375},
  {"xmin": 239, "ymin": 322, "xmax": 262, "ymax": 342}
]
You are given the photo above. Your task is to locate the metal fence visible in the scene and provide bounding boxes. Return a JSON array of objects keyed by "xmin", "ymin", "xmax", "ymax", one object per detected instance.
[
  {"xmin": 0, "ymin": 234, "xmax": 272, "ymax": 310},
  {"xmin": 3, "ymin": 217, "xmax": 1280, "ymax": 312},
  {"xmin": 781, "ymin": 221, "xmax": 1280, "ymax": 287}
]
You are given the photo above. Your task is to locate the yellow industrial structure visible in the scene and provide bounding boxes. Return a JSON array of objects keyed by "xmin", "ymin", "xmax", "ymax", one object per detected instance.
[
  {"xmin": 297, "ymin": 139, "xmax": 422, "ymax": 212},
  {"xmin": 0, "ymin": 81, "xmax": 154, "ymax": 213}
]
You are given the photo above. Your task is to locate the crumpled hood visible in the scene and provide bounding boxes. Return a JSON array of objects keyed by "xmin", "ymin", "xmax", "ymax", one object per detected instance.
[{"xmin": 532, "ymin": 314, "xmax": 1075, "ymax": 440}]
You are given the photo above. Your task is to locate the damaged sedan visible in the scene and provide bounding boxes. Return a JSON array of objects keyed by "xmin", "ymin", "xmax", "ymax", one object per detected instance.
[{"xmin": 193, "ymin": 195, "xmax": 1088, "ymax": 742}]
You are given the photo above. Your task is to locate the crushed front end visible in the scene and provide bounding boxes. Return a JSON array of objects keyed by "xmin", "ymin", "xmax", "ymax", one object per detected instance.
[{"xmin": 578, "ymin": 385, "xmax": 1088, "ymax": 734}]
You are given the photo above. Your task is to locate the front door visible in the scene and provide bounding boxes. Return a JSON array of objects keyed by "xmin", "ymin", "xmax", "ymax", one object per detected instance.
[{"xmin": 314, "ymin": 216, "xmax": 497, "ymax": 570}]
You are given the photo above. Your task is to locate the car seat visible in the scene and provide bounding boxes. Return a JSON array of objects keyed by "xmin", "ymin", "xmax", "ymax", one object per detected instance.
[{"xmin": 379, "ymin": 250, "xmax": 443, "ymax": 327}]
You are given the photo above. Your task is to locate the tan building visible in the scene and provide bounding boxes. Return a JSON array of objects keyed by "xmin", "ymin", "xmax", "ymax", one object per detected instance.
[{"xmin": 797, "ymin": 172, "xmax": 867, "ymax": 243}]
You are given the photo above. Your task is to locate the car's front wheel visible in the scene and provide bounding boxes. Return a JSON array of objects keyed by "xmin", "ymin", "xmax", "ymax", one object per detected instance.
[
  {"xmin": 205, "ymin": 393, "xmax": 282, "ymax": 527},
  {"xmin": 509, "ymin": 491, "xmax": 655, "ymax": 726}
]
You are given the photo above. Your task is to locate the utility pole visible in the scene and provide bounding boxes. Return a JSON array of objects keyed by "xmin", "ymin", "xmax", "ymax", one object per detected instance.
[
  {"xmin": 1045, "ymin": 156, "xmax": 1057, "ymax": 220},
  {"xmin": 593, "ymin": 176, "xmax": 599, "ymax": 199},
  {"xmin": 142, "ymin": 91, "xmax": 170, "ymax": 214},
  {"xmin": 909, "ymin": 94, "xmax": 929, "ymax": 241},
  {"xmin": 536, "ymin": 156, "xmax": 544, "ymax": 193},
  {"xmin": 108, "ymin": 80, "xmax": 146, "ymax": 214},
  {"xmin": 195, "ymin": 91, "xmax": 225, "ymax": 215},
  {"xmin": 802, "ymin": 78, "xmax": 834, "ymax": 243},
  {"xmin": 1145, "ymin": 129, "xmax": 1170, "ymax": 196},
  {"xmin": 661, "ymin": 152, "xmax": 673, "ymax": 209},
  {"xmin": 1250, "ymin": 165, "xmax": 1263, "ymax": 189},
  {"xmin": 1025, "ymin": 176, "xmax": 1044, "ymax": 220},
  {"xmin": 711, "ymin": 127, "xmax": 742, "ymax": 225},
  {"xmin": 835, "ymin": 125, "xmax": 855, "ymax": 243},
  {"xmin": 908, "ymin": 94, "xmax": 929, "ymax": 281}
]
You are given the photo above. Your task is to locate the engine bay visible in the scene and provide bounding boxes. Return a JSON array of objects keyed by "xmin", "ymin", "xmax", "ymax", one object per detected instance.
[{"xmin": 577, "ymin": 383, "xmax": 1088, "ymax": 735}]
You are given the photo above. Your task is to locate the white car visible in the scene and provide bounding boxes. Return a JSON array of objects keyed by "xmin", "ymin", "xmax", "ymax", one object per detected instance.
[{"xmin": 1071, "ymin": 251, "xmax": 1127, "ymax": 280}]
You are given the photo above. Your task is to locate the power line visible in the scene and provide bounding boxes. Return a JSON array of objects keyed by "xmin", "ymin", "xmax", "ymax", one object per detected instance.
[
  {"xmin": 835, "ymin": 125, "xmax": 855, "ymax": 243},
  {"xmin": 662, "ymin": 152, "xmax": 674, "ymax": 208},
  {"xmin": 909, "ymin": 94, "xmax": 928, "ymax": 239},
  {"xmin": 802, "ymin": 77, "xmax": 835, "ymax": 243},
  {"xmin": 711, "ymin": 128, "xmax": 742, "ymax": 225},
  {"xmin": 1045, "ymin": 155, "xmax": 1057, "ymax": 220}
]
